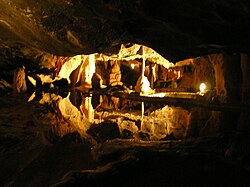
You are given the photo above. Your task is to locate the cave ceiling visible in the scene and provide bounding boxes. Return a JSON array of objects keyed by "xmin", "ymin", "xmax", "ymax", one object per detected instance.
[{"xmin": 0, "ymin": 0, "xmax": 250, "ymax": 63}]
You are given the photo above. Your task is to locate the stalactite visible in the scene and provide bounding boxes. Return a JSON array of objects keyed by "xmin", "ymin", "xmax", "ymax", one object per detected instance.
[
  {"xmin": 76, "ymin": 54, "xmax": 96, "ymax": 89},
  {"xmin": 86, "ymin": 54, "xmax": 96, "ymax": 86},
  {"xmin": 151, "ymin": 64, "xmax": 157, "ymax": 88}
]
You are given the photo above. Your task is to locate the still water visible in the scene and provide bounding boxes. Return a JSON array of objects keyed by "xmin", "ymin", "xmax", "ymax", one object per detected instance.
[{"xmin": 29, "ymin": 90, "xmax": 206, "ymax": 142}]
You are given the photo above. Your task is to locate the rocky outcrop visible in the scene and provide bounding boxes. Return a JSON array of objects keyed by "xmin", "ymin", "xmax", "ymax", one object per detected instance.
[{"xmin": 0, "ymin": 0, "xmax": 249, "ymax": 62}]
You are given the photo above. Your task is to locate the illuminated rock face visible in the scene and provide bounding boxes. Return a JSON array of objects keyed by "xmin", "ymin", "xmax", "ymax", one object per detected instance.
[
  {"xmin": 75, "ymin": 54, "xmax": 96, "ymax": 88},
  {"xmin": 0, "ymin": 0, "xmax": 250, "ymax": 150},
  {"xmin": 209, "ymin": 54, "xmax": 227, "ymax": 102},
  {"xmin": 135, "ymin": 75, "xmax": 153, "ymax": 94},
  {"xmin": 108, "ymin": 60, "xmax": 121, "ymax": 85},
  {"xmin": 58, "ymin": 55, "xmax": 83, "ymax": 84},
  {"xmin": 13, "ymin": 66, "xmax": 27, "ymax": 94},
  {"xmin": 172, "ymin": 56, "xmax": 215, "ymax": 92}
]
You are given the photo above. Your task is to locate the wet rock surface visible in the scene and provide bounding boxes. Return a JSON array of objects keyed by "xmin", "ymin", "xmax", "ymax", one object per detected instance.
[
  {"xmin": 0, "ymin": 96, "xmax": 96, "ymax": 187},
  {"xmin": 87, "ymin": 120, "xmax": 121, "ymax": 143}
]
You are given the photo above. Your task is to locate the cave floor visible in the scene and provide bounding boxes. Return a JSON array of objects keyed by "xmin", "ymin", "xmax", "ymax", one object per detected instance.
[
  {"xmin": 0, "ymin": 95, "xmax": 96, "ymax": 186},
  {"xmin": 0, "ymin": 95, "xmax": 250, "ymax": 187}
]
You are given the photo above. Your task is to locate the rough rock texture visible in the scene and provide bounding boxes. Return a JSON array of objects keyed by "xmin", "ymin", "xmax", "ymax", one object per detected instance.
[
  {"xmin": 0, "ymin": 96, "xmax": 96, "ymax": 186},
  {"xmin": 0, "ymin": 0, "xmax": 250, "ymax": 62},
  {"xmin": 53, "ymin": 139, "xmax": 250, "ymax": 187},
  {"xmin": 1, "ymin": 1, "xmax": 250, "ymax": 185}
]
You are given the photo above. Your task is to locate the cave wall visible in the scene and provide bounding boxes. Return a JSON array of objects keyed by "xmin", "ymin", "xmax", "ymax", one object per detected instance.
[
  {"xmin": 176, "ymin": 57, "xmax": 215, "ymax": 91},
  {"xmin": 0, "ymin": 0, "xmax": 250, "ymax": 62},
  {"xmin": 241, "ymin": 54, "xmax": 250, "ymax": 105}
]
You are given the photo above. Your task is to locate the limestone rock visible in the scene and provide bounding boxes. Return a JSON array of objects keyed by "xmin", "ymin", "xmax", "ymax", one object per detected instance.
[{"xmin": 87, "ymin": 120, "xmax": 121, "ymax": 142}]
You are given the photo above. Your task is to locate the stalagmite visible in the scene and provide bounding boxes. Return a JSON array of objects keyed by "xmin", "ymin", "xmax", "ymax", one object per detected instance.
[
  {"xmin": 135, "ymin": 46, "xmax": 154, "ymax": 95},
  {"xmin": 13, "ymin": 66, "xmax": 27, "ymax": 94},
  {"xmin": 75, "ymin": 54, "xmax": 96, "ymax": 89}
]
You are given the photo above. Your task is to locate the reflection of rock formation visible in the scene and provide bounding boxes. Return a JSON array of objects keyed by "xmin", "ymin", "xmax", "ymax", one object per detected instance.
[
  {"xmin": 148, "ymin": 106, "xmax": 190, "ymax": 139},
  {"xmin": 59, "ymin": 94, "xmax": 91, "ymax": 134},
  {"xmin": 95, "ymin": 101, "xmax": 191, "ymax": 140},
  {"xmin": 80, "ymin": 96, "xmax": 94, "ymax": 124},
  {"xmin": 38, "ymin": 92, "xmax": 91, "ymax": 138}
]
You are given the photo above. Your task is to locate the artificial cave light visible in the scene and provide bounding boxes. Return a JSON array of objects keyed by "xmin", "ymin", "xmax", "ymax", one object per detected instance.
[
  {"xmin": 200, "ymin": 83, "xmax": 206, "ymax": 93},
  {"xmin": 131, "ymin": 63, "xmax": 135, "ymax": 69}
]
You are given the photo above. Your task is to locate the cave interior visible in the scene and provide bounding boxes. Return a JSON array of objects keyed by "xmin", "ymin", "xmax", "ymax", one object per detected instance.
[{"xmin": 0, "ymin": 0, "xmax": 250, "ymax": 186}]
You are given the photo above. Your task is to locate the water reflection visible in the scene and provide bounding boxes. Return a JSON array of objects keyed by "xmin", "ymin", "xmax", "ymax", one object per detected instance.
[{"xmin": 31, "ymin": 90, "xmax": 193, "ymax": 141}]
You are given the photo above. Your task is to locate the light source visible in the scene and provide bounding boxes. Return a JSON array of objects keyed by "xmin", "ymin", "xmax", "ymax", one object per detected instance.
[{"xmin": 199, "ymin": 83, "xmax": 206, "ymax": 93}]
